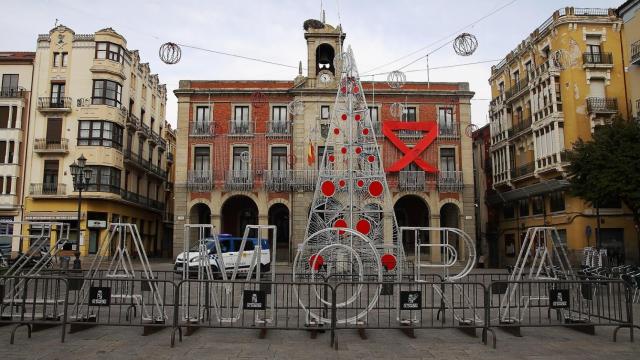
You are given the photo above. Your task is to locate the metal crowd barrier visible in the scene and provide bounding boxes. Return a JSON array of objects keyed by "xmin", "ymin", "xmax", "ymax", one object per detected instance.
[
  {"xmin": 0, "ymin": 275, "xmax": 69, "ymax": 344},
  {"xmin": 488, "ymin": 279, "xmax": 639, "ymax": 341},
  {"xmin": 0, "ymin": 273, "xmax": 638, "ymax": 348}
]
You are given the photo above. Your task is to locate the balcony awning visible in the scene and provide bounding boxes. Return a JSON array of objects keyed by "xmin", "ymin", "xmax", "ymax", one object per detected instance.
[
  {"xmin": 487, "ymin": 179, "xmax": 570, "ymax": 205},
  {"xmin": 24, "ymin": 211, "xmax": 78, "ymax": 221}
]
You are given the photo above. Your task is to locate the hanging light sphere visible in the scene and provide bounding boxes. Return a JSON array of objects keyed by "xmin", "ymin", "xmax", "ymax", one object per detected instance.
[
  {"xmin": 251, "ymin": 91, "xmax": 267, "ymax": 108},
  {"xmin": 390, "ymin": 102, "xmax": 405, "ymax": 119},
  {"xmin": 465, "ymin": 123, "xmax": 479, "ymax": 138},
  {"xmin": 386, "ymin": 70, "xmax": 406, "ymax": 89},
  {"xmin": 159, "ymin": 42, "xmax": 181, "ymax": 64},
  {"xmin": 288, "ymin": 99, "xmax": 304, "ymax": 116},
  {"xmin": 240, "ymin": 151, "xmax": 251, "ymax": 164},
  {"xmin": 453, "ymin": 33, "xmax": 478, "ymax": 56}
]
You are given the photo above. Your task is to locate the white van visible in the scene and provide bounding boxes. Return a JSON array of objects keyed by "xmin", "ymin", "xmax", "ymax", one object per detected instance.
[{"xmin": 174, "ymin": 236, "xmax": 271, "ymax": 275}]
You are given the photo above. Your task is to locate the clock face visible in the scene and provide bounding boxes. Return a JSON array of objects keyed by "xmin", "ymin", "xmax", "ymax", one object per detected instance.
[{"xmin": 319, "ymin": 73, "xmax": 333, "ymax": 84}]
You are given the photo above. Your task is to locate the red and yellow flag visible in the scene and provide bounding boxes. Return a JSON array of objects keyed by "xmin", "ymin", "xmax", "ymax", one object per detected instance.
[{"xmin": 307, "ymin": 140, "xmax": 315, "ymax": 165}]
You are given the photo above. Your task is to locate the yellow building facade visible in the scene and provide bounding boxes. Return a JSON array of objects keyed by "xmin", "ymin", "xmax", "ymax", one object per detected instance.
[
  {"xmin": 619, "ymin": 0, "xmax": 640, "ymax": 121},
  {"xmin": 487, "ymin": 7, "xmax": 637, "ymax": 266},
  {"xmin": 22, "ymin": 25, "xmax": 172, "ymax": 257}
]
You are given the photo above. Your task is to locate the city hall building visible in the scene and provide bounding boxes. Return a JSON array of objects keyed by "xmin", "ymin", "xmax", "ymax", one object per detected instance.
[{"xmin": 173, "ymin": 21, "xmax": 476, "ymax": 262}]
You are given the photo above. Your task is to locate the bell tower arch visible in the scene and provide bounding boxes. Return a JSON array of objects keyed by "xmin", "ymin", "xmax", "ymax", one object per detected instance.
[{"xmin": 303, "ymin": 19, "xmax": 346, "ymax": 82}]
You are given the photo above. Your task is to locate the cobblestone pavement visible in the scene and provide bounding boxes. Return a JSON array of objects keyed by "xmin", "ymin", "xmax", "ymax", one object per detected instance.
[{"xmin": 0, "ymin": 313, "xmax": 638, "ymax": 359}]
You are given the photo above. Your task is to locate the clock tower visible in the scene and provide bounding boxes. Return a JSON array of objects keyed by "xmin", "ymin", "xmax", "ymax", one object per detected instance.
[{"xmin": 303, "ymin": 19, "xmax": 346, "ymax": 87}]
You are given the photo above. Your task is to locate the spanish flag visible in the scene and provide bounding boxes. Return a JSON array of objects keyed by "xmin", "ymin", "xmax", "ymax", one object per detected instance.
[{"xmin": 307, "ymin": 140, "xmax": 315, "ymax": 165}]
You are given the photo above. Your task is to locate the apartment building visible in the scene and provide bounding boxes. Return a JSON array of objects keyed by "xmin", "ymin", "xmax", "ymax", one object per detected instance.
[
  {"xmin": 487, "ymin": 7, "xmax": 637, "ymax": 265},
  {"xmin": 23, "ymin": 25, "xmax": 171, "ymax": 256},
  {"xmin": 619, "ymin": 0, "xmax": 640, "ymax": 121},
  {"xmin": 174, "ymin": 21, "xmax": 475, "ymax": 262}
]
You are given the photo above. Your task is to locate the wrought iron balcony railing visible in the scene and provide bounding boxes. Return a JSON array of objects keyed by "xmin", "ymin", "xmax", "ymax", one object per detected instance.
[
  {"xmin": 510, "ymin": 162, "xmax": 535, "ymax": 180},
  {"xmin": 438, "ymin": 122, "xmax": 460, "ymax": 139},
  {"xmin": 586, "ymin": 97, "xmax": 618, "ymax": 113},
  {"xmin": 126, "ymin": 113, "xmax": 140, "ymax": 129},
  {"xmin": 437, "ymin": 171, "xmax": 464, "ymax": 192},
  {"xmin": 34, "ymin": 138, "xmax": 69, "ymax": 153},
  {"xmin": 0, "ymin": 87, "xmax": 26, "ymax": 98},
  {"xmin": 267, "ymin": 121, "xmax": 292, "ymax": 136},
  {"xmin": 398, "ymin": 171, "xmax": 426, "ymax": 191},
  {"xmin": 224, "ymin": 170, "xmax": 253, "ymax": 191},
  {"xmin": 632, "ymin": 40, "xmax": 640, "ymax": 65},
  {"xmin": 189, "ymin": 121, "xmax": 214, "ymax": 137},
  {"xmin": 30, "ymin": 183, "xmax": 66, "ymax": 196},
  {"xmin": 510, "ymin": 116, "xmax": 532, "ymax": 136},
  {"xmin": 264, "ymin": 170, "xmax": 292, "ymax": 192},
  {"xmin": 187, "ymin": 170, "xmax": 213, "ymax": 191},
  {"xmin": 582, "ymin": 52, "xmax": 613, "ymax": 65},
  {"xmin": 229, "ymin": 119, "xmax": 253, "ymax": 135},
  {"xmin": 37, "ymin": 97, "xmax": 72, "ymax": 111},
  {"xmin": 505, "ymin": 76, "xmax": 529, "ymax": 100}
]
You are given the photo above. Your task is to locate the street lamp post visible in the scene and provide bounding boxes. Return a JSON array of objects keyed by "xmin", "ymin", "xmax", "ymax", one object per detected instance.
[{"xmin": 70, "ymin": 154, "xmax": 92, "ymax": 251}]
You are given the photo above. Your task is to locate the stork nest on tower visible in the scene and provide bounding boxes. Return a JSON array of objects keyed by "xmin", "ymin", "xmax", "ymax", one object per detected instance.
[{"xmin": 303, "ymin": 19, "xmax": 325, "ymax": 31}]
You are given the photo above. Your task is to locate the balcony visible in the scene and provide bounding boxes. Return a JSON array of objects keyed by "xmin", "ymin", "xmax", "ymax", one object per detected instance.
[
  {"xmin": 187, "ymin": 170, "xmax": 213, "ymax": 192},
  {"xmin": 224, "ymin": 170, "xmax": 254, "ymax": 191},
  {"xmin": 266, "ymin": 121, "xmax": 292, "ymax": 137},
  {"xmin": 509, "ymin": 116, "xmax": 532, "ymax": 138},
  {"xmin": 157, "ymin": 137, "xmax": 167, "ymax": 151},
  {"xmin": 509, "ymin": 162, "xmax": 535, "ymax": 180},
  {"xmin": 264, "ymin": 170, "xmax": 292, "ymax": 192},
  {"xmin": 398, "ymin": 171, "xmax": 426, "ymax": 191},
  {"xmin": 126, "ymin": 113, "xmax": 140, "ymax": 130},
  {"xmin": 0, "ymin": 87, "xmax": 26, "ymax": 98},
  {"xmin": 438, "ymin": 122, "xmax": 459, "ymax": 140},
  {"xmin": 437, "ymin": 171, "xmax": 464, "ymax": 192},
  {"xmin": 632, "ymin": 40, "xmax": 640, "ymax": 66},
  {"xmin": 582, "ymin": 52, "xmax": 613, "ymax": 67},
  {"xmin": 138, "ymin": 122, "xmax": 151, "ymax": 138},
  {"xmin": 29, "ymin": 183, "xmax": 66, "ymax": 196},
  {"xmin": 397, "ymin": 129, "xmax": 423, "ymax": 139},
  {"xmin": 290, "ymin": 170, "xmax": 318, "ymax": 191},
  {"xmin": 229, "ymin": 119, "xmax": 253, "ymax": 136},
  {"xmin": 33, "ymin": 138, "xmax": 69, "ymax": 154},
  {"xmin": 120, "ymin": 189, "xmax": 164, "ymax": 212},
  {"xmin": 123, "ymin": 149, "xmax": 167, "ymax": 179},
  {"xmin": 586, "ymin": 97, "xmax": 618, "ymax": 114},
  {"xmin": 189, "ymin": 121, "xmax": 214, "ymax": 137},
  {"xmin": 505, "ymin": 76, "xmax": 529, "ymax": 101},
  {"xmin": 37, "ymin": 97, "xmax": 72, "ymax": 112},
  {"xmin": 166, "ymin": 152, "xmax": 174, "ymax": 163}
]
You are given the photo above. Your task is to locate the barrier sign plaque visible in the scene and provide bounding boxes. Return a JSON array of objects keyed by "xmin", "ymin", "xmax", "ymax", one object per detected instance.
[
  {"xmin": 550, "ymin": 289, "xmax": 569, "ymax": 309},
  {"xmin": 400, "ymin": 291, "xmax": 421, "ymax": 310},
  {"xmin": 243, "ymin": 290, "xmax": 266, "ymax": 310},
  {"xmin": 89, "ymin": 287, "xmax": 111, "ymax": 306}
]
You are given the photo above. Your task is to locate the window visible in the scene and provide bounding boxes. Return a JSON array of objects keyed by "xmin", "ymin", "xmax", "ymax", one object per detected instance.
[
  {"xmin": 50, "ymin": 83, "xmax": 65, "ymax": 104},
  {"xmin": 513, "ymin": 70, "xmax": 520, "ymax": 84},
  {"xmin": 368, "ymin": 107, "xmax": 379, "ymax": 123},
  {"xmin": 233, "ymin": 106, "xmax": 250, "ymax": 133},
  {"xmin": 1, "ymin": 74, "xmax": 18, "ymax": 94},
  {"xmin": 498, "ymin": 82, "xmax": 505, "ymax": 95},
  {"xmin": 402, "ymin": 106, "xmax": 416, "ymax": 121},
  {"xmin": 148, "ymin": 143, "xmax": 153, "ymax": 163},
  {"xmin": 53, "ymin": 52, "xmax": 61, "ymax": 67},
  {"xmin": 440, "ymin": 148, "xmax": 456, "ymax": 172},
  {"xmin": 86, "ymin": 166, "xmax": 121, "ymax": 193},
  {"xmin": 193, "ymin": 147, "xmax": 210, "ymax": 171},
  {"xmin": 4, "ymin": 177, "xmax": 10, "ymax": 195},
  {"xmin": 195, "ymin": 106, "xmax": 210, "ymax": 124},
  {"xmin": 531, "ymin": 195, "xmax": 544, "ymax": 215},
  {"xmin": 320, "ymin": 105, "xmax": 330, "ymax": 120},
  {"xmin": 519, "ymin": 199, "xmax": 529, "ymax": 217},
  {"xmin": 95, "ymin": 42, "xmax": 124, "ymax": 63},
  {"xmin": 232, "ymin": 146, "xmax": 250, "ymax": 172},
  {"xmin": 78, "ymin": 120, "xmax": 124, "ymax": 149},
  {"xmin": 505, "ymin": 234, "xmax": 516, "ymax": 257},
  {"xmin": 92, "ymin": 80, "xmax": 122, "ymax": 107},
  {"xmin": 317, "ymin": 146, "xmax": 333, "ymax": 169},
  {"xmin": 438, "ymin": 108, "xmax": 454, "ymax": 133},
  {"xmin": 549, "ymin": 191, "xmax": 565, "ymax": 212},
  {"xmin": 0, "ymin": 141, "xmax": 5, "ymax": 163},
  {"xmin": 525, "ymin": 61, "xmax": 532, "ymax": 75},
  {"xmin": 271, "ymin": 146, "xmax": 288, "ymax": 171},
  {"xmin": 272, "ymin": 106, "xmax": 287, "ymax": 123},
  {"xmin": 7, "ymin": 141, "xmax": 14, "ymax": 163},
  {"xmin": 503, "ymin": 203, "xmax": 515, "ymax": 219},
  {"xmin": 62, "ymin": 53, "xmax": 68, "ymax": 67},
  {"xmin": 43, "ymin": 160, "xmax": 59, "ymax": 186}
]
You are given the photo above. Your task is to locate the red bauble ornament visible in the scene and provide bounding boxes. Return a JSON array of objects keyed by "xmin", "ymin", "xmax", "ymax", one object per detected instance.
[
  {"xmin": 381, "ymin": 254, "xmax": 397, "ymax": 271},
  {"xmin": 321, "ymin": 181, "xmax": 335, "ymax": 197},
  {"xmin": 368, "ymin": 180, "xmax": 383, "ymax": 197},
  {"xmin": 356, "ymin": 219, "xmax": 371, "ymax": 235},
  {"xmin": 309, "ymin": 254, "xmax": 324, "ymax": 270}
]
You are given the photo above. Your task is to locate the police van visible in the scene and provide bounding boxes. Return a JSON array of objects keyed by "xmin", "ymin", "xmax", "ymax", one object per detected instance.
[{"xmin": 174, "ymin": 235, "xmax": 271, "ymax": 275}]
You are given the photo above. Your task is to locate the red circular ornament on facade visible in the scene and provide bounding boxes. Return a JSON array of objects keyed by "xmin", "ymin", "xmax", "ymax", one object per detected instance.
[
  {"xmin": 355, "ymin": 114, "xmax": 361, "ymax": 121},
  {"xmin": 334, "ymin": 128, "xmax": 340, "ymax": 135},
  {"xmin": 321, "ymin": 181, "xmax": 335, "ymax": 197},
  {"xmin": 368, "ymin": 180, "xmax": 383, "ymax": 197},
  {"xmin": 309, "ymin": 254, "xmax": 324, "ymax": 270},
  {"xmin": 381, "ymin": 254, "xmax": 397, "ymax": 271},
  {"xmin": 341, "ymin": 114, "xmax": 347, "ymax": 121},
  {"xmin": 341, "ymin": 147, "xmax": 347, "ymax": 154},
  {"xmin": 334, "ymin": 219, "xmax": 347, "ymax": 235},
  {"xmin": 353, "ymin": 86, "xmax": 360, "ymax": 94},
  {"xmin": 355, "ymin": 147, "xmax": 362, "ymax": 154},
  {"xmin": 356, "ymin": 219, "xmax": 371, "ymax": 235},
  {"xmin": 357, "ymin": 179, "xmax": 364, "ymax": 187},
  {"xmin": 339, "ymin": 179, "xmax": 346, "ymax": 188},
  {"xmin": 362, "ymin": 128, "xmax": 369, "ymax": 135},
  {"xmin": 368, "ymin": 155, "xmax": 375, "ymax": 163},
  {"xmin": 340, "ymin": 87, "xmax": 347, "ymax": 94},
  {"xmin": 328, "ymin": 155, "xmax": 335, "ymax": 163}
]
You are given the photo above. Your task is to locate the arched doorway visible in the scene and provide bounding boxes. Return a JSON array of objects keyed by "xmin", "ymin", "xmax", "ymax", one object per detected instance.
[
  {"xmin": 440, "ymin": 203, "xmax": 461, "ymax": 255},
  {"xmin": 221, "ymin": 195, "xmax": 258, "ymax": 237},
  {"xmin": 394, "ymin": 195, "xmax": 430, "ymax": 257},
  {"xmin": 268, "ymin": 203, "xmax": 290, "ymax": 262},
  {"xmin": 189, "ymin": 203, "xmax": 212, "ymax": 240}
]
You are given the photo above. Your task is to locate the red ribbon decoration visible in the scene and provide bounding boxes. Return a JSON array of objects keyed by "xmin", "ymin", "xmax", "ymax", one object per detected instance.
[{"xmin": 382, "ymin": 121, "xmax": 438, "ymax": 172}]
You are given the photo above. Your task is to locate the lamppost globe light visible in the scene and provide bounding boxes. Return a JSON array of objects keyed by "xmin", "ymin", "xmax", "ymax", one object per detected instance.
[
  {"xmin": 77, "ymin": 154, "xmax": 87, "ymax": 168},
  {"xmin": 70, "ymin": 161, "xmax": 79, "ymax": 176}
]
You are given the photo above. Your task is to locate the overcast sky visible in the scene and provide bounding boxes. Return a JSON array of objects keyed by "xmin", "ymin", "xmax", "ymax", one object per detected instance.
[{"xmin": 1, "ymin": 0, "xmax": 623, "ymax": 127}]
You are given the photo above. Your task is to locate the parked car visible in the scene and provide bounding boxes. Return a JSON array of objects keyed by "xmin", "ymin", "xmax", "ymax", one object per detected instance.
[{"xmin": 174, "ymin": 235, "xmax": 270, "ymax": 275}]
